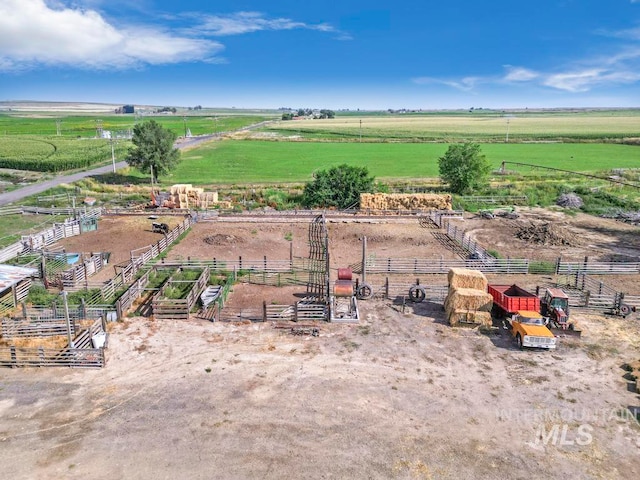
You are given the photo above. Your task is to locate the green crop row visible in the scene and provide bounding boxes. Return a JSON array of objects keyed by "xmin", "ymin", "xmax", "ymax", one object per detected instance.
[{"xmin": 0, "ymin": 136, "xmax": 129, "ymax": 172}]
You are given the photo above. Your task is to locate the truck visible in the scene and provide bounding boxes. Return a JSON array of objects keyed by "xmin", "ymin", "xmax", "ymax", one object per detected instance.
[
  {"xmin": 488, "ymin": 284, "xmax": 540, "ymax": 316},
  {"xmin": 488, "ymin": 284, "xmax": 556, "ymax": 349},
  {"xmin": 509, "ymin": 310, "xmax": 557, "ymax": 350}
]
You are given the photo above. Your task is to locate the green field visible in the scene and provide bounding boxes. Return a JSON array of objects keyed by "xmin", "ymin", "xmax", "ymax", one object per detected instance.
[
  {"xmin": 0, "ymin": 214, "xmax": 67, "ymax": 247},
  {"xmin": 0, "ymin": 114, "xmax": 271, "ymax": 172},
  {"xmin": 0, "ymin": 113, "xmax": 272, "ymax": 138},
  {"xmin": 265, "ymin": 112, "xmax": 640, "ymax": 142},
  {"xmin": 0, "ymin": 136, "xmax": 130, "ymax": 172},
  {"xmin": 167, "ymin": 140, "xmax": 640, "ymax": 184}
]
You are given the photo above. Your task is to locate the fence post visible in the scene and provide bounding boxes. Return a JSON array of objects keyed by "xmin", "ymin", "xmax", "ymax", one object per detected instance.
[
  {"xmin": 262, "ymin": 301, "xmax": 267, "ymax": 322},
  {"xmin": 555, "ymin": 257, "xmax": 561, "ymax": 275},
  {"xmin": 385, "ymin": 277, "xmax": 389, "ymax": 299},
  {"xmin": 294, "ymin": 302, "xmax": 298, "ymax": 322}
]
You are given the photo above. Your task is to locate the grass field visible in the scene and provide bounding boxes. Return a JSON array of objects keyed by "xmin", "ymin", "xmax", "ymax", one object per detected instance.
[
  {"xmin": 0, "ymin": 114, "xmax": 272, "ymax": 138},
  {"xmin": 0, "ymin": 214, "xmax": 67, "ymax": 247},
  {"xmin": 0, "ymin": 114, "xmax": 271, "ymax": 172},
  {"xmin": 265, "ymin": 112, "xmax": 640, "ymax": 142},
  {"xmin": 166, "ymin": 140, "xmax": 640, "ymax": 184}
]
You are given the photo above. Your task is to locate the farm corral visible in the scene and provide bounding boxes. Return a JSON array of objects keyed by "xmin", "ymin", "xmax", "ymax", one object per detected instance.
[{"xmin": 1, "ymin": 209, "xmax": 640, "ymax": 479}]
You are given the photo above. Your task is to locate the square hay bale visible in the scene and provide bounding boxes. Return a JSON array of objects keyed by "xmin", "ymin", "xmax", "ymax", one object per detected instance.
[
  {"xmin": 444, "ymin": 288, "xmax": 493, "ymax": 314},
  {"xmin": 448, "ymin": 268, "xmax": 488, "ymax": 292},
  {"xmin": 360, "ymin": 193, "xmax": 452, "ymax": 212},
  {"xmin": 448, "ymin": 309, "xmax": 492, "ymax": 327}
]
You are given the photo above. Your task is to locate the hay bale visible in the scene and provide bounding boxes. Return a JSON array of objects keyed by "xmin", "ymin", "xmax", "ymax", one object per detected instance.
[
  {"xmin": 448, "ymin": 309, "xmax": 492, "ymax": 327},
  {"xmin": 360, "ymin": 193, "xmax": 452, "ymax": 212},
  {"xmin": 448, "ymin": 268, "xmax": 487, "ymax": 292},
  {"xmin": 444, "ymin": 288, "xmax": 493, "ymax": 314}
]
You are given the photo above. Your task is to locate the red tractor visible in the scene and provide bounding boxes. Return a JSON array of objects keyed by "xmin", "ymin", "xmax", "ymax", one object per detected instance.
[{"xmin": 540, "ymin": 288, "xmax": 572, "ymax": 330}]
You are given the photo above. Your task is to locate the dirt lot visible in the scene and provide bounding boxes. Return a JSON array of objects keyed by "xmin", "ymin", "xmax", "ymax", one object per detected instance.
[
  {"xmin": 458, "ymin": 207, "xmax": 640, "ymax": 262},
  {"xmin": 1, "ymin": 302, "xmax": 639, "ymax": 480},
  {"xmin": 4, "ymin": 210, "xmax": 638, "ymax": 478}
]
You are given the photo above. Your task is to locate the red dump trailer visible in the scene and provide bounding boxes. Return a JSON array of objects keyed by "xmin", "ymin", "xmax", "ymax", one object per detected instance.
[{"xmin": 488, "ymin": 284, "xmax": 540, "ymax": 316}]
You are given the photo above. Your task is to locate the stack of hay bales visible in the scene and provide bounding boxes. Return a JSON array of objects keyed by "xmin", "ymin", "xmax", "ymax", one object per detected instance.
[
  {"xmin": 360, "ymin": 193, "xmax": 452, "ymax": 212},
  {"xmin": 169, "ymin": 184, "xmax": 207, "ymax": 209},
  {"xmin": 445, "ymin": 268, "xmax": 492, "ymax": 327}
]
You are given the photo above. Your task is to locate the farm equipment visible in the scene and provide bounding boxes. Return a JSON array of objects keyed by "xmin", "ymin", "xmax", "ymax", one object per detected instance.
[
  {"xmin": 151, "ymin": 222, "xmax": 169, "ymax": 234},
  {"xmin": 330, "ymin": 268, "xmax": 360, "ymax": 323},
  {"xmin": 488, "ymin": 284, "xmax": 540, "ymax": 316},
  {"xmin": 540, "ymin": 288, "xmax": 570, "ymax": 329},
  {"xmin": 509, "ymin": 311, "xmax": 557, "ymax": 350},
  {"xmin": 539, "ymin": 288, "xmax": 582, "ymax": 336},
  {"xmin": 489, "ymin": 284, "xmax": 557, "ymax": 348}
]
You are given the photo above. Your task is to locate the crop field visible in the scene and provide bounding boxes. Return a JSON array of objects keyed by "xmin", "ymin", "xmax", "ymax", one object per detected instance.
[
  {"xmin": 0, "ymin": 113, "xmax": 272, "ymax": 138},
  {"xmin": 265, "ymin": 112, "xmax": 640, "ymax": 142},
  {"xmin": 0, "ymin": 136, "xmax": 130, "ymax": 172},
  {"xmin": 169, "ymin": 140, "xmax": 640, "ymax": 184}
]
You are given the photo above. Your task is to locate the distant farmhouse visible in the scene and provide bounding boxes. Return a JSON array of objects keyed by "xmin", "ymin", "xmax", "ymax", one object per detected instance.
[{"xmin": 115, "ymin": 105, "xmax": 135, "ymax": 114}]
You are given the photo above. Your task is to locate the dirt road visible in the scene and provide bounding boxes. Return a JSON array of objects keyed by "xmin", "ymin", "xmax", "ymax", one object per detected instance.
[{"xmin": 1, "ymin": 303, "xmax": 638, "ymax": 479}]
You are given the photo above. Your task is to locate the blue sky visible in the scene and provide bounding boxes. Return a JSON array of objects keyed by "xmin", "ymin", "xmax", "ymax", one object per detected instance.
[{"xmin": 1, "ymin": 0, "xmax": 639, "ymax": 109}]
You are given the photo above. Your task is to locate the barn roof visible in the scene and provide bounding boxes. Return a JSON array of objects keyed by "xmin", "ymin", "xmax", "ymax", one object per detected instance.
[{"xmin": 0, "ymin": 264, "xmax": 38, "ymax": 291}]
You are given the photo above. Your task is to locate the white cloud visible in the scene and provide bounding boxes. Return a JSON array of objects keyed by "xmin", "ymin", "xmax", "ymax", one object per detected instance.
[
  {"xmin": 193, "ymin": 11, "xmax": 349, "ymax": 39},
  {"xmin": 412, "ymin": 76, "xmax": 480, "ymax": 91},
  {"xmin": 503, "ymin": 66, "xmax": 540, "ymax": 82},
  {"xmin": 543, "ymin": 69, "xmax": 640, "ymax": 92},
  {"xmin": 416, "ymin": 41, "xmax": 640, "ymax": 94},
  {"xmin": 0, "ymin": 0, "xmax": 223, "ymax": 71}
]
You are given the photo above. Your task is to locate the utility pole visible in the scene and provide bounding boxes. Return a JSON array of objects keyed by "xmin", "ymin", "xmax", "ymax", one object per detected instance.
[
  {"xmin": 359, "ymin": 119, "xmax": 362, "ymax": 143},
  {"xmin": 183, "ymin": 116, "xmax": 187, "ymax": 137},
  {"xmin": 110, "ymin": 137, "xmax": 116, "ymax": 173},
  {"xmin": 505, "ymin": 118, "xmax": 511, "ymax": 143}
]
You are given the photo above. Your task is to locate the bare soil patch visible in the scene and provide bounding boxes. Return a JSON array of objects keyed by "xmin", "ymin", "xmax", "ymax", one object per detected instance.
[
  {"xmin": 458, "ymin": 207, "xmax": 640, "ymax": 261},
  {"xmin": 1, "ymin": 303, "xmax": 638, "ymax": 479}
]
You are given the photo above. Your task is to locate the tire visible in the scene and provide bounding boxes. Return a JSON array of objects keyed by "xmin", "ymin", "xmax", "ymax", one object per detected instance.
[
  {"xmin": 619, "ymin": 304, "xmax": 631, "ymax": 317},
  {"xmin": 356, "ymin": 284, "xmax": 373, "ymax": 300},
  {"xmin": 516, "ymin": 333, "xmax": 523, "ymax": 350},
  {"xmin": 408, "ymin": 285, "xmax": 426, "ymax": 303}
]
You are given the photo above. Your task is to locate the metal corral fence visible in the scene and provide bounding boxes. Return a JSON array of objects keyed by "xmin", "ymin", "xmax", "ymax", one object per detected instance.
[
  {"xmin": 130, "ymin": 216, "xmax": 192, "ymax": 267},
  {"xmin": 0, "ymin": 318, "xmax": 106, "ymax": 368},
  {"xmin": 53, "ymin": 253, "xmax": 109, "ymax": 288},
  {"xmin": 1, "ymin": 304, "xmax": 115, "ymax": 338},
  {"xmin": 360, "ymin": 257, "xmax": 530, "ymax": 275},
  {"xmin": 0, "ymin": 279, "xmax": 32, "ymax": 316},
  {"xmin": 63, "ymin": 217, "xmax": 193, "ymax": 311},
  {"xmin": 151, "ymin": 267, "xmax": 209, "ymax": 320},
  {"xmin": 216, "ymin": 301, "xmax": 327, "ymax": 323},
  {"xmin": 557, "ymin": 273, "xmax": 640, "ymax": 312},
  {"xmin": 0, "ymin": 208, "xmax": 101, "ymax": 264}
]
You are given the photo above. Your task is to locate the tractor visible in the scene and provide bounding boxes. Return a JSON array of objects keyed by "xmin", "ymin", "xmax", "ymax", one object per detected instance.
[{"xmin": 540, "ymin": 288, "xmax": 571, "ymax": 330}]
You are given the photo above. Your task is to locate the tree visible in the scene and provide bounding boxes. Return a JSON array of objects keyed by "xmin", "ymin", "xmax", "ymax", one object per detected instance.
[
  {"xmin": 438, "ymin": 142, "xmax": 491, "ymax": 194},
  {"xmin": 126, "ymin": 120, "xmax": 180, "ymax": 181},
  {"xmin": 301, "ymin": 164, "xmax": 375, "ymax": 209}
]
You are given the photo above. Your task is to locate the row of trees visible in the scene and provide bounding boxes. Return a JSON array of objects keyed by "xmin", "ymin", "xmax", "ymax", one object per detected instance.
[
  {"xmin": 282, "ymin": 109, "xmax": 335, "ymax": 120},
  {"xmin": 126, "ymin": 119, "xmax": 490, "ymax": 204}
]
